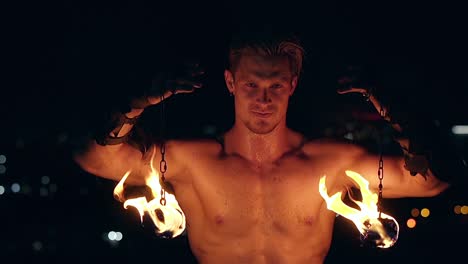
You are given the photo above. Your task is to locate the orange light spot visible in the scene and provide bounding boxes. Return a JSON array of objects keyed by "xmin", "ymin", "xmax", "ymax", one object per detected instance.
[
  {"xmin": 410, "ymin": 208, "xmax": 420, "ymax": 217},
  {"xmin": 420, "ymin": 208, "xmax": 430, "ymax": 218},
  {"xmin": 454, "ymin": 205, "xmax": 461, "ymax": 214},
  {"xmin": 406, "ymin": 218, "xmax": 416, "ymax": 228},
  {"xmin": 461, "ymin": 205, "xmax": 468, "ymax": 215}
]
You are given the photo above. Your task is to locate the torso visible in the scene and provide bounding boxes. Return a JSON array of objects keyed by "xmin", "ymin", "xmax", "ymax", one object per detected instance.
[{"xmin": 164, "ymin": 136, "xmax": 351, "ymax": 264}]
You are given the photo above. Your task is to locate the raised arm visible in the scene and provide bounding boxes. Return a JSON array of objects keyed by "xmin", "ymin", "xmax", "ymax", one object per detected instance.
[
  {"xmin": 336, "ymin": 66, "xmax": 466, "ymax": 198},
  {"xmin": 338, "ymin": 142, "xmax": 449, "ymax": 198},
  {"xmin": 73, "ymin": 63, "xmax": 204, "ymax": 185}
]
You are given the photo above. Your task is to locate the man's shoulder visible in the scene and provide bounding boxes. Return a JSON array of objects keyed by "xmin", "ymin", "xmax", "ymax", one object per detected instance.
[{"xmin": 168, "ymin": 137, "xmax": 223, "ymax": 155}]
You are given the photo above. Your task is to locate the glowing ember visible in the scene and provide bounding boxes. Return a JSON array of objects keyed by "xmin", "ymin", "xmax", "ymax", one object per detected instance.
[
  {"xmin": 319, "ymin": 170, "xmax": 399, "ymax": 248},
  {"xmin": 113, "ymin": 149, "xmax": 186, "ymax": 238}
]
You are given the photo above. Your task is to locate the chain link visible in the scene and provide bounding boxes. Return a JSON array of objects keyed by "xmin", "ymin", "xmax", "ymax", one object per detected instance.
[
  {"xmin": 378, "ymin": 152, "xmax": 384, "ymax": 218},
  {"xmin": 159, "ymin": 94, "xmax": 167, "ymax": 206},
  {"xmin": 377, "ymin": 107, "xmax": 385, "ymax": 218}
]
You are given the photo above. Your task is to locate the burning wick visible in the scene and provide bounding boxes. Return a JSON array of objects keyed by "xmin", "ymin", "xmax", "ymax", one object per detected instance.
[
  {"xmin": 113, "ymin": 149, "xmax": 186, "ymax": 238},
  {"xmin": 319, "ymin": 170, "xmax": 399, "ymax": 248}
]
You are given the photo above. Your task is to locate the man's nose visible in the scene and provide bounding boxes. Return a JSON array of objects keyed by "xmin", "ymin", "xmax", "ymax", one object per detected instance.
[{"xmin": 257, "ymin": 89, "xmax": 272, "ymax": 103}]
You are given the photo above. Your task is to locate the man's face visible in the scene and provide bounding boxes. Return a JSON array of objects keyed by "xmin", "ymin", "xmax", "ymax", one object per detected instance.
[{"xmin": 225, "ymin": 52, "xmax": 298, "ymax": 134}]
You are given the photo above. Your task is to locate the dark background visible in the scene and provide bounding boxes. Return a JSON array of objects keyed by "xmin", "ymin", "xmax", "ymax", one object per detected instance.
[{"xmin": 2, "ymin": 0, "xmax": 467, "ymax": 263}]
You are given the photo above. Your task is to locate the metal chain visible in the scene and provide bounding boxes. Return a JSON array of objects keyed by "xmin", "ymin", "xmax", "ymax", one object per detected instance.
[
  {"xmin": 377, "ymin": 149, "xmax": 384, "ymax": 218},
  {"xmin": 377, "ymin": 107, "xmax": 385, "ymax": 218},
  {"xmin": 159, "ymin": 94, "xmax": 167, "ymax": 206}
]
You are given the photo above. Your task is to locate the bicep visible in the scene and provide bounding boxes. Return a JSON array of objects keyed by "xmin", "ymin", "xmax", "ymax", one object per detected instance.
[
  {"xmin": 73, "ymin": 140, "xmax": 147, "ymax": 185},
  {"xmin": 138, "ymin": 140, "xmax": 191, "ymax": 185},
  {"xmin": 74, "ymin": 140, "xmax": 187, "ymax": 186},
  {"xmin": 348, "ymin": 151, "xmax": 447, "ymax": 198}
]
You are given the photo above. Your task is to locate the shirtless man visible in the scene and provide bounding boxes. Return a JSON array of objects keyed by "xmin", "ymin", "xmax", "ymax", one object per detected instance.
[{"xmin": 74, "ymin": 30, "xmax": 450, "ymax": 263}]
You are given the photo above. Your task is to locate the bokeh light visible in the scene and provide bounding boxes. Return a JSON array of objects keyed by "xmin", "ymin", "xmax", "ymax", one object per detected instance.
[
  {"xmin": 461, "ymin": 206, "xmax": 468, "ymax": 215},
  {"xmin": 106, "ymin": 231, "xmax": 123, "ymax": 241},
  {"xmin": 420, "ymin": 208, "xmax": 430, "ymax": 218},
  {"xmin": 108, "ymin": 231, "xmax": 116, "ymax": 240},
  {"xmin": 32, "ymin": 241, "xmax": 43, "ymax": 251},
  {"xmin": 454, "ymin": 205, "xmax": 461, "ymax": 214},
  {"xmin": 41, "ymin": 176, "xmax": 50, "ymax": 185},
  {"xmin": 115, "ymin": 232, "xmax": 123, "ymax": 241},
  {"xmin": 411, "ymin": 208, "xmax": 420, "ymax": 217},
  {"xmin": 406, "ymin": 218, "xmax": 416, "ymax": 228},
  {"xmin": 11, "ymin": 183, "xmax": 21, "ymax": 193}
]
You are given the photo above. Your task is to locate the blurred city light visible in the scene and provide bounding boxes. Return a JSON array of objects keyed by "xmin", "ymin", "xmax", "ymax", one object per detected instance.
[
  {"xmin": 344, "ymin": 132, "xmax": 354, "ymax": 140},
  {"xmin": 107, "ymin": 231, "xmax": 123, "ymax": 241},
  {"xmin": 41, "ymin": 176, "xmax": 50, "ymax": 185},
  {"xmin": 32, "ymin": 241, "xmax": 43, "ymax": 251},
  {"xmin": 0, "ymin": 185, "xmax": 5, "ymax": 195},
  {"xmin": 454, "ymin": 205, "xmax": 461, "ymax": 214},
  {"xmin": 108, "ymin": 231, "xmax": 117, "ymax": 241},
  {"xmin": 420, "ymin": 208, "xmax": 430, "ymax": 218},
  {"xmin": 11, "ymin": 183, "xmax": 21, "ymax": 193},
  {"xmin": 0, "ymin": 154, "xmax": 6, "ymax": 164},
  {"xmin": 461, "ymin": 206, "xmax": 468, "ymax": 215},
  {"xmin": 452, "ymin": 125, "xmax": 468, "ymax": 135},
  {"xmin": 406, "ymin": 218, "xmax": 416, "ymax": 228},
  {"xmin": 0, "ymin": 165, "xmax": 6, "ymax": 174},
  {"xmin": 411, "ymin": 208, "xmax": 420, "ymax": 217}
]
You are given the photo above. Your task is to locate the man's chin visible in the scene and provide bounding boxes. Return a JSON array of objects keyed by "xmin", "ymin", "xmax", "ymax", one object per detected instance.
[{"xmin": 246, "ymin": 122, "xmax": 278, "ymax": 135}]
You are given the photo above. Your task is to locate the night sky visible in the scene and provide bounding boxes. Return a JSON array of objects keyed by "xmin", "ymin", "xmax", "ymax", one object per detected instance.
[{"xmin": 2, "ymin": 0, "xmax": 468, "ymax": 263}]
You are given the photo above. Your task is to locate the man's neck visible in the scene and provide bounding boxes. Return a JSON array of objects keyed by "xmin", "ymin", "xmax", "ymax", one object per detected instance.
[{"xmin": 225, "ymin": 124, "xmax": 295, "ymax": 164}]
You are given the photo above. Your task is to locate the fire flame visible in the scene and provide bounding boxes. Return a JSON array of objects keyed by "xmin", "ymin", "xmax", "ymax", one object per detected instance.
[
  {"xmin": 319, "ymin": 170, "xmax": 399, "ymax": 248},
  {"xmin": 113, "ymin": 150, "xmax": 186, "ymax": 238}
]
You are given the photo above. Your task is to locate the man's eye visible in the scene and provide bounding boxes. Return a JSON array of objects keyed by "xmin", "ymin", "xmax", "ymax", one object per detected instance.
[
  {"xmin": 246, "ymin": 83, "xmax": 257, "ymax": 88},
  {"xmin": 271, "ymin": 83, "xmax": 283, "ymax": 89}
]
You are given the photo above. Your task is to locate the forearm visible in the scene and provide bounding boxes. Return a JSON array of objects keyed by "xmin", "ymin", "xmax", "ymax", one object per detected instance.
[
  {"xmin": 337, "ymin": 69, "xmax": 464, "ymax": 195},
  {"xmin": 367, "ymin": 92, "xmax": 466, "ymax": 186},
  {"xmin": 74, "ymin": 98, "xmax": 156, "ymax": 183},
  {"xmin": 97, "ymin": 89, "xmax": 174, "ymax": 143},
  {"xmin": 108, "ymin": 108, "xmax": 144, "ymax": 137},
  {"xmin": 75, "ymin": 63, "xmax": 203, "ymax": 184},
  {"xmin": 393, "ymin": 156, "xmax": 450, "ymax": 197}
]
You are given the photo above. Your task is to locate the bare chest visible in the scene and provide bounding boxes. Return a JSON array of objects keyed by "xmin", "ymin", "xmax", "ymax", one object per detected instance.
[{"xmin": 180, "ymin": 155, "xmax": 340, "ymax": 237}]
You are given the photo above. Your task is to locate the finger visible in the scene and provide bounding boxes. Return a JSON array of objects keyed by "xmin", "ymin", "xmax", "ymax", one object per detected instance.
[
  {"xmin": 337, "ymin": 86, "xmax": 368, "ymax": 94},
  {"xmin": 173, "ymin": 79, "xmax": 203, "ymax": 89},
  {"xmin": 172, "ymin": 84, "xmax": 196, "ymax": 94},
  {"xmin": 167, "ymin": 80, "xmax": 203, "ymax": 94}
]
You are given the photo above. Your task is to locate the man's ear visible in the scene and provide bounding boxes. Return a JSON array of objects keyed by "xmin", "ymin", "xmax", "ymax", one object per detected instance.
[
  {"xmin": 290, "ymin": 76, "xmax": 298, "ymax": 96},
  {"xmin": 224, "ymin": 69, "xmax": 235, "ymax": 94}
]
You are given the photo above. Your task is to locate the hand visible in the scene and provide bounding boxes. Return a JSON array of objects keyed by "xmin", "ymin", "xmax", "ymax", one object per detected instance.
[
  {"xmin": 337, "ymin": 65, "xmax": 372, "ymax": 96},
  {"xmin": 336, "ymin": 65, "xmax": 395, "ymax": 126},
  {"xmin": 130, "ymin": 61, "xmax": 205, "ymax": 109},
  {"xmin": 153, "ymin": 61, "xmax": 205, "ymax": 95}
]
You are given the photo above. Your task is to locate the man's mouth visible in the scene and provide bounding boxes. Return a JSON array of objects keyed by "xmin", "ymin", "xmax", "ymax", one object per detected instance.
[{"xmin": 252, "ymin": 111, "xmax": 273, "ymax": 118}]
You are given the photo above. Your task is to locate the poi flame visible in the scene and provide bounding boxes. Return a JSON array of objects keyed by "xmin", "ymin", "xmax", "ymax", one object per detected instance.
[
  {"xmin": 113, "ymin": 149, "xmax": 186, "ymax": 238},
  {"xmin": 319, "ymin": 170, "xmax": 399, "ymax": 248}
]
